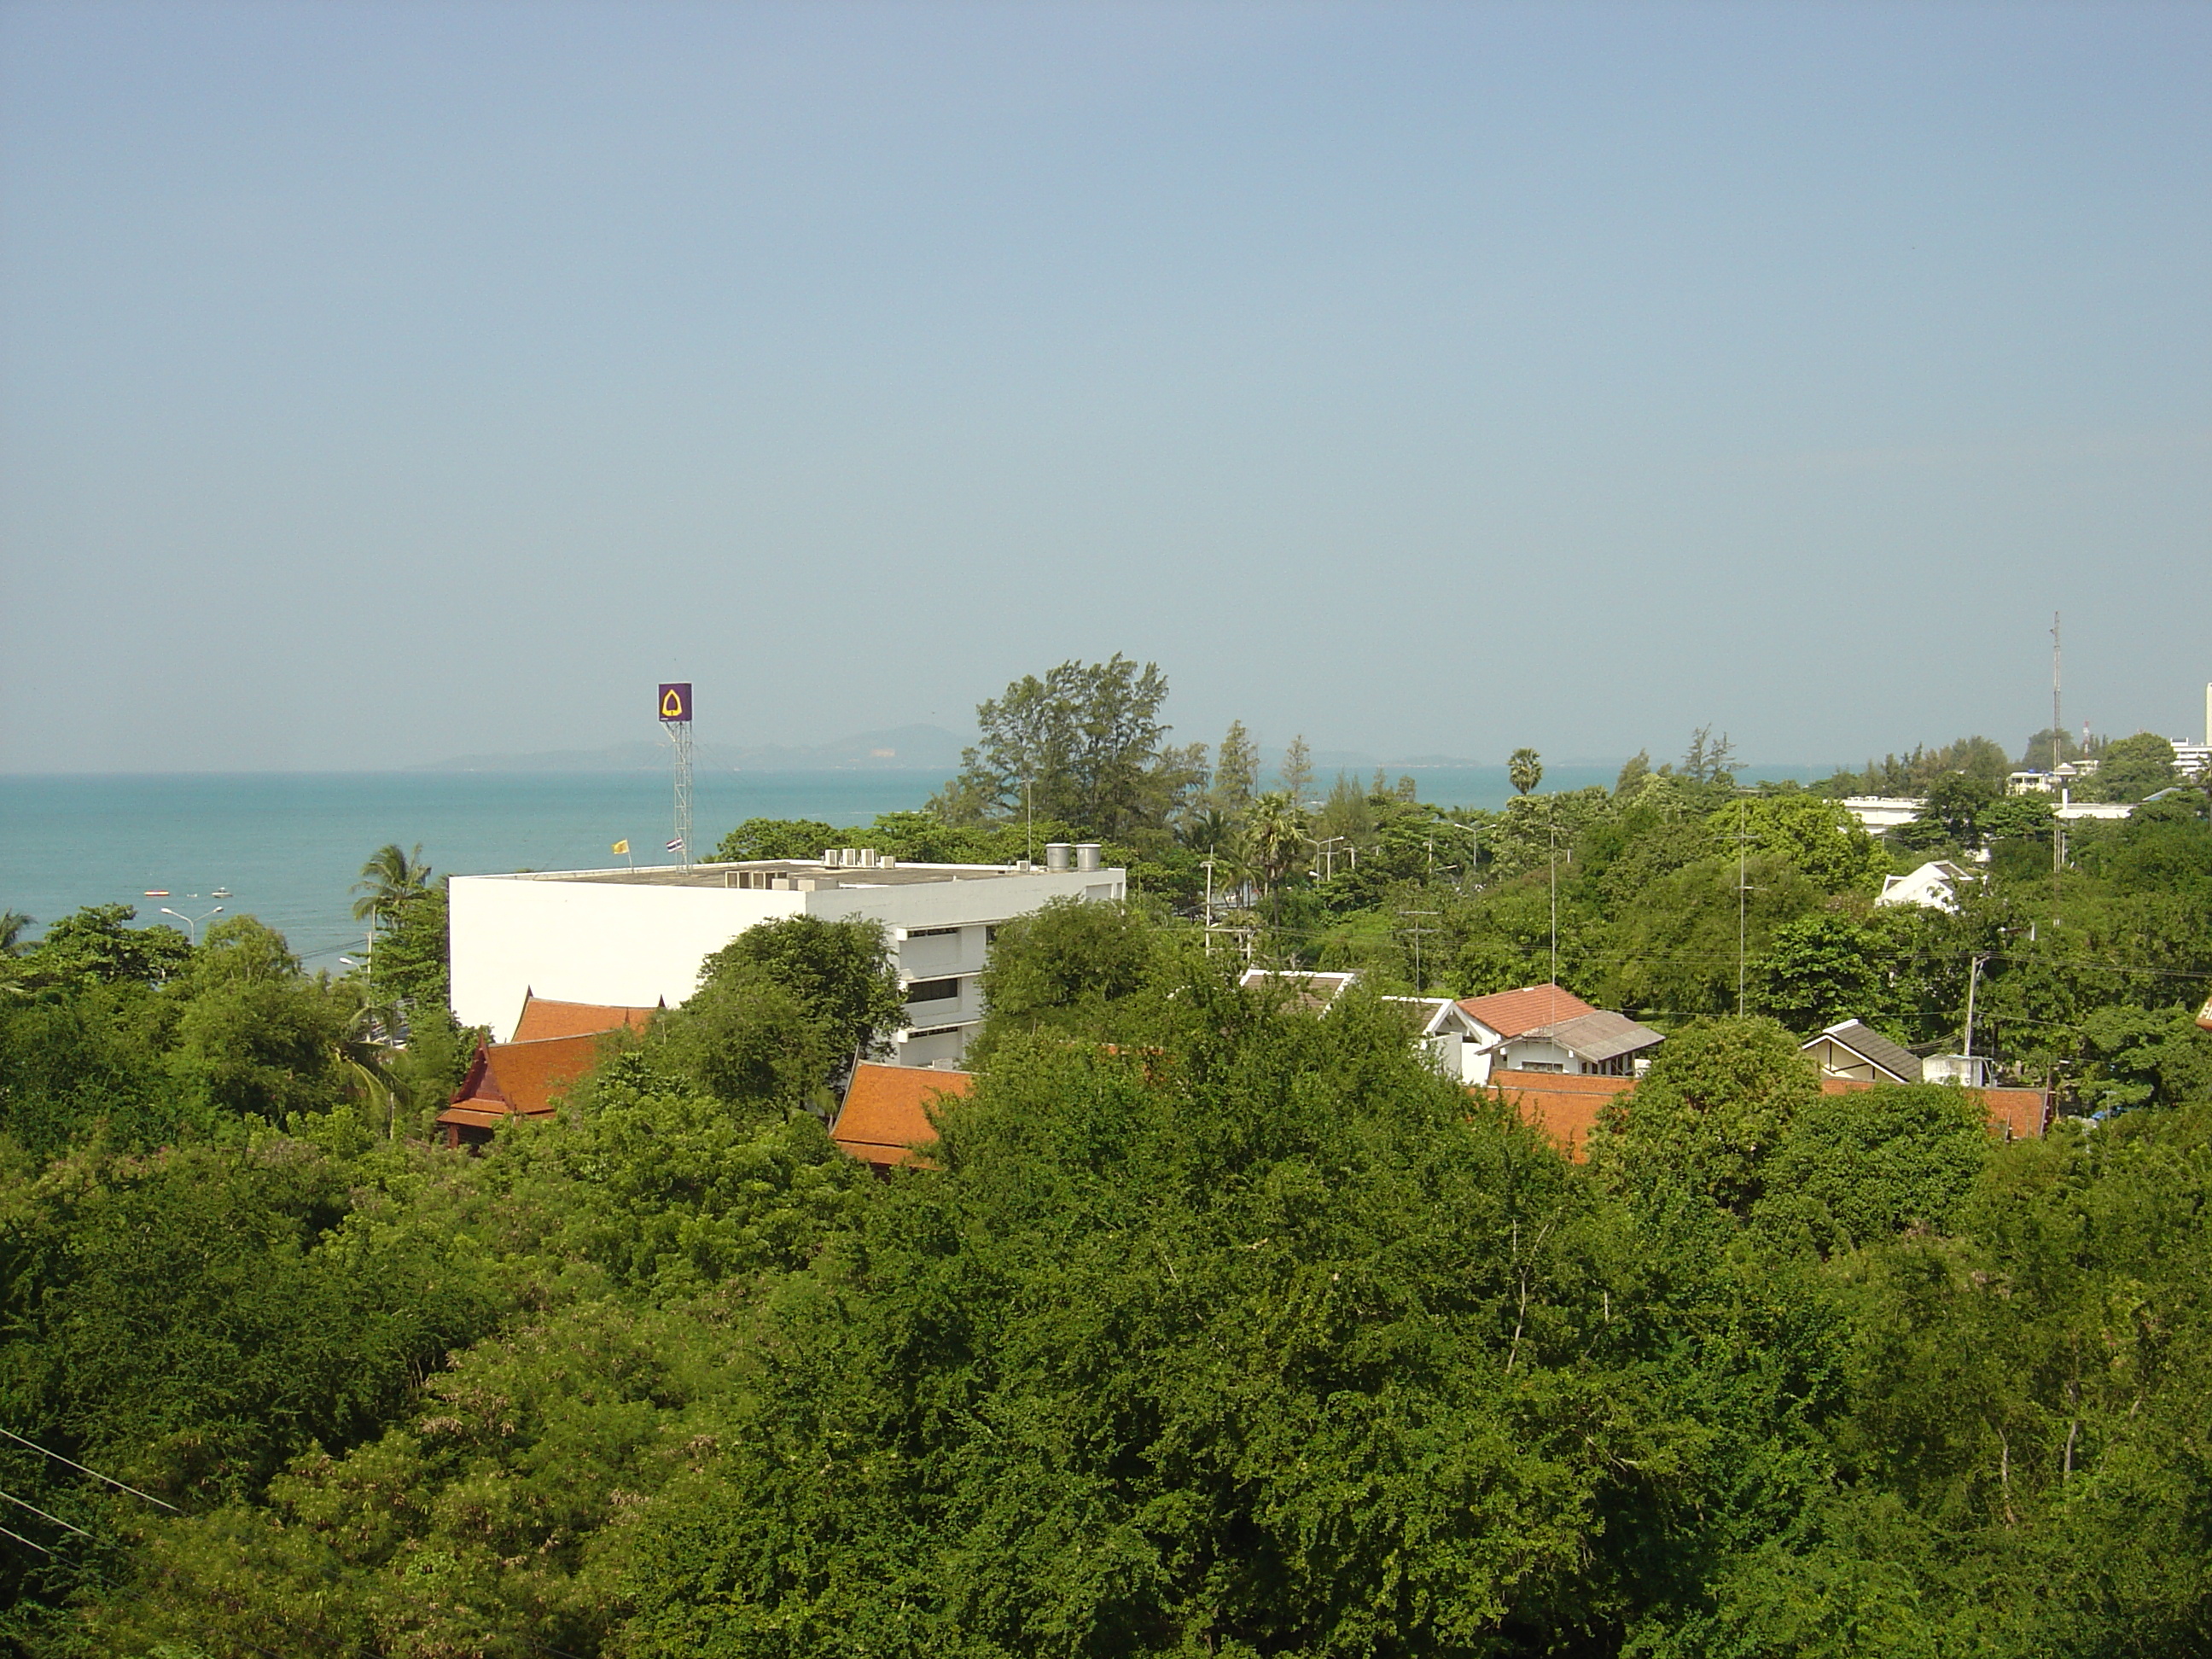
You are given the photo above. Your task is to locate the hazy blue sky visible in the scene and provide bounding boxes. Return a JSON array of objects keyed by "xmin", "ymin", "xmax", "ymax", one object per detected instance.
[{"xmin": 3, "ymin": 1, "xmax": 2206, "ymax": 772}]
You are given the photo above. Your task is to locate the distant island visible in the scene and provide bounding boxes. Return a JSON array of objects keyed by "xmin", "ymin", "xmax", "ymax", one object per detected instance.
[{"xmin": 410, "ymin": 724, "xmax": 971, "ymax": 773}]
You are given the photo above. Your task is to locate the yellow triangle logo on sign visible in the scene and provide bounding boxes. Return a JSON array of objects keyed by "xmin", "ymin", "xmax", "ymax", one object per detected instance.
[{"xmin": 661, "ymin": 688, "xmax": 684, "ymax": 719}]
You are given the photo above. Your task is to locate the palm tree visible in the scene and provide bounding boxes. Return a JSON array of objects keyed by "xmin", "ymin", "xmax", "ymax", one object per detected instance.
[
  {"xmin": 352, "ymin": 843, "xmax": 431, "ymax": 992},
  {"xmin": 1508, "ymin": 748, "xmax": 1544, "ymax": 796},
  {"xmin": 352, "ymin": 843, "xmax": 430, "ymax": 928},
  {"xmin": 1241, "ymin": 792, "xmax": 1309, "ymax": 941},
  {"xmin": 1175, "ymin": 806, "xmax": 1234, "ymax": 856},
  {"xmin": 0, "ymin": 910, "xmax": 32, "ymax": 957}
]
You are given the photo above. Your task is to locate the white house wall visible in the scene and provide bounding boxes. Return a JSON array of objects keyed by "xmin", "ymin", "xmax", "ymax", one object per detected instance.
[
  {"xmin": 1417, "ymin": 1035, "xmax": 1493, "ymax": 1086},
  {"xmin": 450, "ymin": 864, "xmax": 1123, "ymax": 1042}
]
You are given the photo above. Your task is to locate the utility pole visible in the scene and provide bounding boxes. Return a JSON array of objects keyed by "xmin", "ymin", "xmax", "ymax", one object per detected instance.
[
  {"xmin": 2053, "ymin": 805, "xmax": 2065, "ymax": 911},
  {"xmin": 1200, "ymin": 857, "xmax": 1216, "ymax": 954},
  {"xmin": 1962, "ymin": 952, "xmax": 1992, "ymax": 1074},
  {"xmin": 1399, "ymin": 910, "xmax": 1440, "ymax": 995}
]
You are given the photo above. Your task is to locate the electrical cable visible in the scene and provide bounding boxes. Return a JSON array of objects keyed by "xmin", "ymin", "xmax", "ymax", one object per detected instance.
[
  {"xmin": 0, "ymin": 1428, "xmax": 180, "ymax": 1511},
  {"xmin": 0, "ymin": 1487, "xmax": 92, "ymax": 1538}
]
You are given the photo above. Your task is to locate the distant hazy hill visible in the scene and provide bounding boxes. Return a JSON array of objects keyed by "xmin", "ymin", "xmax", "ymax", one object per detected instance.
[
  {"xmin": 413, "ymin": 724, "xmax": 968, "ymax": 773},
  {"xmin": 416, "ymin": 728, "xmax": 1499, "ymax": 776},
  {"xmin": 1286, "ymin": 749, "xmax": 1485, "ymax": 773}
]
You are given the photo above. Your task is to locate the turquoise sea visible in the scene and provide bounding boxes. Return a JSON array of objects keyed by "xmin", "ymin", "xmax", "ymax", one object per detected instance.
[
  {"xmin": 0, "ymin": 763, "xmax": 1828, "ymax": 966},
  {"xmin": 0, "ymin": 771, "xmax": 956, "ymax": 968}
]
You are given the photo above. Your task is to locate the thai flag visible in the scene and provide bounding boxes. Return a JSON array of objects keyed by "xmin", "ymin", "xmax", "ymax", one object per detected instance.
[{"xmin": 666, "ymin": 837, "xmax": 684, "ymax": 852}]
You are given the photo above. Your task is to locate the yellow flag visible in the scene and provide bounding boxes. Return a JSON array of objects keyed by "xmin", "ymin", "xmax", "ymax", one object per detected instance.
[{"xmin": 611, "ymin": 840, "xmax": 629, "ymax": 855}]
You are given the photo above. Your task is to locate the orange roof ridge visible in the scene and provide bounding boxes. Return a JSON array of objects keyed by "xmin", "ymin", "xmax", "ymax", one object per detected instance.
[{"xmin": 512, "ymin": 993, "xmax": 660, "ymax": 1044}]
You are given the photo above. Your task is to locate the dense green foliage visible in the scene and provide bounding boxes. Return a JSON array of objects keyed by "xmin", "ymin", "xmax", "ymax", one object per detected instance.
[
  {"xmin": 4, "ymin": 677, "xmax": 2211, "ymax": 1654},
  {"xmin": 5, "ymin": 906, "xmax": 2211, "ymax": 1655},
  {"xmin": 664, "ymin": 916, "xmax": 910, "ymax": 1114}
]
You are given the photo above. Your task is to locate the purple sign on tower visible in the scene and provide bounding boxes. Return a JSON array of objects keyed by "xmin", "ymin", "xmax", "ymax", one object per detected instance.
[{"xmin": 658, "ymin": 683, "xmax": 692, "ymax": 723}]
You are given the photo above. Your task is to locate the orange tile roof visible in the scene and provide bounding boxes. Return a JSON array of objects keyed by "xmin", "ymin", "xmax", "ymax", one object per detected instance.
[
  {"xmin": 1483, "ymin": 1072, "xmax": 2050, "ymax": 1162},
  {"xmin": 1482, "ymin": 1068, "xmax": 1634, "ymax": 1160},
  {"xmin": 438, "ymin": 1031, "xmax": 616, "ymax": 1130},
  {"xmin": 511, "ymin": 994, "xmax": 659, "ymax": 1043},
  {"xmin": 1458, "ymin": 984, "xmax": 1599, "ymax": 1039},
  {"xmin": 832, "ymin": 1062, "xmax": 974, "ymax": 1169},
  {"xmin": 1819, "ymin": 1076, "xmax": 2050, "ymax": 1140}
]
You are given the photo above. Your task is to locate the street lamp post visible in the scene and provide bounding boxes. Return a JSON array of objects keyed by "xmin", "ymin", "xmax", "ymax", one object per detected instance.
[
  {"xmin": 1311, "ymin": 835, "xmax": 1348, "ymax": 880},
  {"xmin": 160, "ymin": 905, "xmax": 222, "ymax": 944}
]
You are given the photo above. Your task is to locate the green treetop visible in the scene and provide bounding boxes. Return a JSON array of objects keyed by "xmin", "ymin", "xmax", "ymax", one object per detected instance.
[{"xmin": 928, "ymin": 655, "xmax": 1207, "ymax": 838}]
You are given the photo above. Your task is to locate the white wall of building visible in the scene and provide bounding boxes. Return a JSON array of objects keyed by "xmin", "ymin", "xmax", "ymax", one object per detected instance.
[
  {"xmin": 1417, "ymin": 1033, "xmax": 1493, "ymax": 1085},
  {"xmin": 1842, "ymin": 796, "xmax": 1925, "ymax": 830},
  {"xmin": 451, "ymin": 863, "xmax": 1125, "ymax": 1043}
]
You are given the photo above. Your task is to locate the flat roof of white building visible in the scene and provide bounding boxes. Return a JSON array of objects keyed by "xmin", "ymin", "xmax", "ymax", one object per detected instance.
[{"xmin": 475, "ymin": 857, "xmax": 1068, "ymax": 892}]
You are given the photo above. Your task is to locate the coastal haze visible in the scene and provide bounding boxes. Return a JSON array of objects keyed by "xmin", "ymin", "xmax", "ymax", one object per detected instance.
[
  {"xmin": 15, "ymin": 756, "xmax": 1781, "ymax": 957},
  {"xmin": 3, "ymin": 3, "xmax": 2209, "ymax": 777}
]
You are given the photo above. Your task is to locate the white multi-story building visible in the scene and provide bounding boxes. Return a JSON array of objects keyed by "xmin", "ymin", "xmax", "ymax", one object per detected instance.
[{"xmin": 449, "ymin": 843, "xmax": 1126, "ymax": 1067}]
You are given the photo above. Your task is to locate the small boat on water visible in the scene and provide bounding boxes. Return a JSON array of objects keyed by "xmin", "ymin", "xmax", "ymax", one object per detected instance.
[{"xmin": 212, "ymin": 888, "xmax": 232, "ymax": 899}]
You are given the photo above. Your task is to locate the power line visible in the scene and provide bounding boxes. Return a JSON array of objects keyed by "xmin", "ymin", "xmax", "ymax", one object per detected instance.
[
  {"xmin": 0, "ymin": 1427, "xmax": 179, "ymax": 1511},
  {"xmin": 0, "ymin": 1487, "xmax": 92, "ymax": 1539}
]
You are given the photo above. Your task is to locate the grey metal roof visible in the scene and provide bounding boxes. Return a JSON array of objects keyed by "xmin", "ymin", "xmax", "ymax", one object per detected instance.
[
  {"xmin": 1527, "ymin": 1010, "xmax": 1665, "ymax": 1064},
  {"xmin": 1807, "ymin": 1020, "xmax": 1922, "ymax": 1084}
]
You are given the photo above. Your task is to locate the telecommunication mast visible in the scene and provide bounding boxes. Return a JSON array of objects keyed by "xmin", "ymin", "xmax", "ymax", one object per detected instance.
[{"xmin": 660, "ymin": 682, "xmax": 694, "ymax": 869}]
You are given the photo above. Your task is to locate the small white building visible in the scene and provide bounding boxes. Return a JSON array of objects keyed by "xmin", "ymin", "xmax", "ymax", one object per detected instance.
[
  {"xmin": 1491, "ymin": 1010, "xmax": 1666, "ymax": 1078},
  {"xmin": 1922, "ymin": 1053, "xmax": 1994, "ymax": 1087},
  {"xmin": 1230, "ymin": 973, "xmax": 1592, "ymax": 1092},
  {"xmin": 1453, "ymin": 983, "xmax": 1664, "ymax": 1081},
  {"xmin": 1802, "ymin": 1020, "xmax": 1921, "ymax": 1084},
  {"xmin": 1842, "ymin": 796, "xmax": 1925, "ymax": 831},
  {"xmin": 1877, "ymin": 859, "xmax": 1975, "ymax": 912},
  {"xmin": 450, "ymin": 844, "xmax": 1126, "ymax": 1067}
]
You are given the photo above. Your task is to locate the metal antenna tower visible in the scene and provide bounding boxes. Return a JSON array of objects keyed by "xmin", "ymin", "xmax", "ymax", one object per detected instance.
[
  {"xmin": 660, "ymin": 682, "xmax": 695, "ymax": 868},
  {"xmin": 2051, "ymin": 611, "xmax": 2063, "ymax": 770}
]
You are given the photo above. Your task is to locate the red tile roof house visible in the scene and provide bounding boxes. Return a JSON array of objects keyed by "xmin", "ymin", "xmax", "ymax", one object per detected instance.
[
  {"xmin": 436, "ymin": 993, "xmax": 657, "ymax": 1150},
  {"xmin": 1456, "ymin": 984, "xmax": 1666, "ymax": 1085},
  {"xmin": 1236, "ymin": 971, "xmax": 1668, "ymax": 1091}
]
